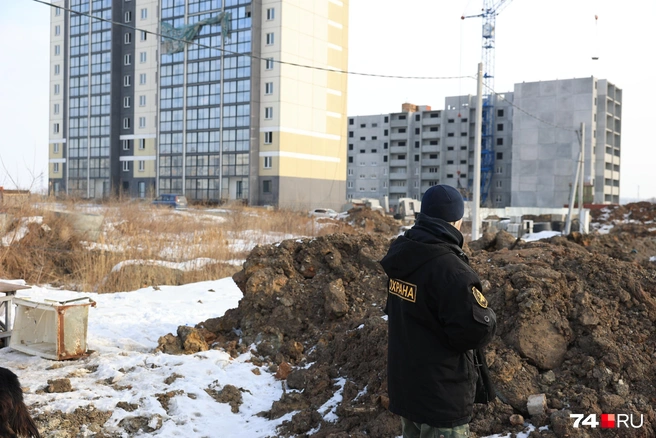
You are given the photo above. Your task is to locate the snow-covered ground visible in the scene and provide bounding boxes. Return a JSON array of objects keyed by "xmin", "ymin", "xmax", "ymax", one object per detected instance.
[{"xmin": 1, "ymin": 277, "xmax": 545, "ymax": 437}]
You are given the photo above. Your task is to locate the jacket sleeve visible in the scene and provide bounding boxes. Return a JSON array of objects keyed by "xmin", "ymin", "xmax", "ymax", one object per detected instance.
[{"xmin": 438, "ymin": 272, "xmax": 497, "ymax": 353}]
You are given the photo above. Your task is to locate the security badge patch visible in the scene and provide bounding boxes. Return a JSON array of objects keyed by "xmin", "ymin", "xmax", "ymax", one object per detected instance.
[
  {"xmin": 472, "ymin": 286, "xmax": 488, "ymax": 308},
  {"xmin": 388, "ymin": 278, "xmax": 417, "ymax": 303}
]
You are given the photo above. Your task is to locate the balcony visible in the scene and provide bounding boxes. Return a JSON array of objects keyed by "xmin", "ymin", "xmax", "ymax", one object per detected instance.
[
  {"xmin": 389, "ymin": 185, "xmax": 407, "ymax": 194},
  {"xmin": 421, "ymin": 145, "xmax": 439, "ymax": 153},
  {"xmin": 391, "ymin": 118, "xmax": 408, "ymax": 128},
  {"xmin": 391, "ymin": 132, "xmax": 408, "ymax": 141},
  {"xmin": 422, "ymin": 172, "xmax": 440, "ymax": 180},
  {"xmin": 421, "ymin": 159, "xmax": 440, "ymax": 166},
  {"xmin": 390, "ymin": 145, "xmax": 407, "ymax": 154},
  {"xmin": 422, "ymin": 130, "xmax": 440, "ymax": 139},
  {"xmin": 390, "ymin": 159, "xmax": 407, "ymax": 167},
  {"xmin": 389, "ymin": 172, "xmax": 408, "ymax": 180}
]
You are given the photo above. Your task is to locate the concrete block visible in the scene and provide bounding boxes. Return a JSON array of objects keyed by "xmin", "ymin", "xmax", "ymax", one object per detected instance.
[{"xmin": 527, "ymin": 393, "xmax": 548, "ymax": 416}]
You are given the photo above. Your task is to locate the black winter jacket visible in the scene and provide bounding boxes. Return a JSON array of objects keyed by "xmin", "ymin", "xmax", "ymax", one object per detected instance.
[{"xmin": 380, "ymin": 214, "xmax": 497, "ymax": 428}]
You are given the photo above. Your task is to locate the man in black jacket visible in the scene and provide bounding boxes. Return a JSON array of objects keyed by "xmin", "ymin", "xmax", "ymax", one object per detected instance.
[{"xmin": 381, "ymin": 184, "xmax": 497, "ymax": 438}]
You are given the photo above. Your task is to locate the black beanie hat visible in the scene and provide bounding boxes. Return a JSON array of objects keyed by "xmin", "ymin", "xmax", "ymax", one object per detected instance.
[{"xmin": 420, "ymin": 184, "xmax": 464, "ymax": 222}]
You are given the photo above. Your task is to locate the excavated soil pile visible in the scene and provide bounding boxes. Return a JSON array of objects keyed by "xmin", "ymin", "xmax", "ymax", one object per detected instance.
[
  {"xmin": 159, "ymin": 226, "xmax": 656, "ymax": 437},
  {"xmin": 345, "ymin": 207, "xmax": 402, "ymax": 236}
]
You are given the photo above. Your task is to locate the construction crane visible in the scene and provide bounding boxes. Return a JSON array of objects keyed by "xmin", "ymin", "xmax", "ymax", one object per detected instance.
[{"xmin": 462, "ymin": 0, "xmax": 513, "ymax": 204}]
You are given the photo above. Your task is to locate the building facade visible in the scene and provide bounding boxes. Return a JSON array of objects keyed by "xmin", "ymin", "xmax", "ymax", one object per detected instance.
[
  {"xmin": 346, "ymin": 97, "xmax": 514, "ymax": 211},
  {"xmin": 511, "ymin": 77, "xmax": 621, "ymax": 207},
  {"xmin": 347, "ymin": 77, "xmax": 620, "ymax": 210},
  {"xmin": 48, "ymin": 0, "xmax": 349, "ymax": 209}
]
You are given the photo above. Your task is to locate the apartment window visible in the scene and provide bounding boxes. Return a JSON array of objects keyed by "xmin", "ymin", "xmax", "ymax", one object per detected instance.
[
  {"xmin": 414, "ymin": 154, "xmax": 419, "ymax": 162},
  {"xmin": 360, "ymin": 137, "xmax": 366, "ymax": 141},
  {"xmin": 139, "ymin": 117, "xmax": 146, "ymax": 128},
  {"xmin": 123, "ymin": 118, "xmax": 131, "ymax": 129},
  {"xmin": 372, "ymin": 123, "xmax": 378, "ymax": 127},
  {"xmin": 53, "ymin": 143, "xmax": 60, "ymax": 153},
  {"xmin": 398, "ymin": 128, "xmax": 406, "ymax": 133},
  {"xmin": 122, "ymin": 161, "xmax": 130, "ymax": 172},
  {"xmin": 124, "ymin": 75, "xmax": 131, "ymax": 86},
  {"xmin": 447, "ymin": 160, "xmax": 454, "ymax": 164},
  {"xmin": 497, "ymin": 109, "xmax": 504, "ymax": 117},
  {"xmin": 460, "ymin": 160, "xmax": 467, "ymax": 164},
  {"xmin": 359, "ymin": 149, "xmax": 365, "ymax": 153},
  {"xmin": 383, "ymin": 142, "xmax": 388, "ymax": 149},
  {"xmin": 55, "ymin": 25, "xmax": 60, "ymax": 36},
  {"xmin": 266, "ymin": 8, "xmax": 275, "ymax": 20},
  {"xmin": 125, "ymin": 11, "xmax": 132, "ymax": 22},
  {"xmin": 264, "ymin": 107, "xmax": 273, "ymax": 119},
  {"xmin": 348, "ymin": 157, "xmax": 353, "ymax": 163},
  {"xmin": 397, "ymin": 154, "xmax": 406, "ymax": 160},
  {"xmin": 447, "ymin": 174, "xmax": 453, "ymax": 178},
  {"xmin": 265, "ymin": 58, "xmax": 274, "ymax": 70},
  {"xmin": 264, "ymin": 132, "xmax": 273, "ymax": 144},
  {"xmin": 447, "ymin": 133, "xmax": 454, "ymax": 137},
  {"xmin": 139, "ymin": 73, "xmax": 146, "ymax": 85},
  {"xmin": 497, "ymin": 123, "xmax": 504, "ymax": 131},
  {"xmin": 460, "ymin": 146, "xmax": 467, "ymax": 150},
  {"xmin": 399, "ymin": 115, "xmax": 406, "ymax": 120},
  {"xmin": 348, "ymin": 144, "xmax": 353, "ymax": 151},
  {"xmin": 430, "ymin": 113, "xmax": 439, "ymax": 118},
  {"xmin": 141, "ymin": 31, "xmax": 147, "ymax": 41},
  {"xmin": 495, "ymin": 166, "xmax": 503, "ymax": 174},
  {"xmin": 460, "ymin": 173, "xmax": 467, "ymax": 178},
  {"xmin": 266, "ymin": 33, "xmax": 274, "ymax": 45},
  {"xmin": 415, "ymin": 128, "xmax": 420, "ymax": 135},
  {"xmin": 53, "ymin": 123, "xmax": 60, "ymax": 134},
  {"xmin": 265, "ymin": 82, "xmax": 273, "ymax": 95},
  {"xmin": 384, "ymin": 129, "xmax": 389, "ymax": 136},
  {"xmin": 448, "ymin": 119, "xmax": 454, "ymax": 123},
  {"xmin": 53, "ymin": 163, "xmax": 60, "ymax": 173},
  {"xmin": 122, "ymin": 140, "xmax": 130, "ymax": 150},
  {"xmin": 264, "ymin": 156, "xmax": 272, "ymax": 169},
  {"xmin": 125, "ymin": 32, "xmax": 132, "ymax": 44},
  {"xmin": 371, "ymin": 149, "xmax": 377, "ymax": 153},
  {"xmin": 54, "ymin": 45, "xmax": 60, "ymax": 55},
  {"xmin": 347, "ymin": 181, "xmax": 354, "ymax": 189},
  {"xmin": 383, "ymin": 156, "xmax": 388, "ymax": 162},
  {"xmin": 138, "ymin": 139, "xmax": 146, "ymax": 150},
  {"xmin": 349, "ymin": 119, "xmax": 354, "ymax": 125},
  {"xmin": 140, "ymin": 8, "xmax": 147, "ymax": 20},
  {"xmin": 384, "ymin": 116, "xmax": 389, "ymax": 123},
  {"xmin": 140, "ymin": 51, "xmax": 147, "ymax": 63},
  {"xmin": 54, "ymin": 84, "xmax": 60, "ymax": 95},
  {"xmin": 360, "ymin": 123, "xmax": 366, "ymax": 128},
  {"xmin": 124, "ymin": 54, "xmax": 131, "ymax": 65},
  {"xmin": 383, "ymin": 181, "xmax": 388, "ymax": 188},
  {"xmin": 495, "ymin": 195, "xmax": 502, "ymax": 203},
  {"xmin": 263, "ymin": 180, "xmax": 272, "ymax": 193},
  {"xmin": 139, "ymin": 95, "xmax": 146, "ymax": 106},
  {"xmin": 462, "ymin": 118, "xmax": 468, "ymax": 122},
  {"xmin": 415, "ymin": 114, "xmax": 421, "ymax": 122},
  {"xmin": 138, "ymin": 160, "xmax": 145, "ymax": 172},
  {"xmin": 429, "ymin": 167, "xmax": 438, "ymax": 173},
  {"xmin": 372, "ymin": 136, "xmax": 378, "ymax": 140},
  {"xmin": 496, "ymin": 180, "xmax": 503, "ymax": 188},
  {"xmin": 497, "ymin": 138, "xmax": 503, "ymax": 146},
  {"xmin": 414, "ymin": 141, "xmax": 419, "ymax": 148},
  {"xmin": 123, "ymin": 96, "xmax": 131, "ymax": 108},
  {"xmin": 54, "ymin": 64, "xmax": 60, "ymax": 75},
  {"xmin": 348, "ymin": 131, "xmax": 354, "ymax": 138},
  {"xmin": 359, "ymin": 162, "xmax": 366, "ymax": 167},
  {"xmin": 55, "ymin": 7, "xmax": 61, "ymax": 16},
  {"xmin": 430, "ymin": 126, "xmax": 438, "ymax": 131},
  {"xmin": 348, "ymin": 168, "xmax": 354, "ymax": 176},
  {"xmin": 461, "ymin": 132, "xmax": 467, "ymax": 137},
  {"xmin": 430, "ymin": 140, "xmax": 438, "ymax": 145},
  {"xmin": 447, "ymin": 146, "xmax": 454, "ymax": 151},
  {"xmin": 496, "ymin": 152, "xmax": 503, "ymax": 160},
  {"xmin": 429, "ymin": 154, "xmax": 437, "ymax": 159}
]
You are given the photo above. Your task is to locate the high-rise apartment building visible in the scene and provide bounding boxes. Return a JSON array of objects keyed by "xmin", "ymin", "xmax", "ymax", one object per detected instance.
[
  {"xmin": 48, "ymin": 0, "xmax": 349, "ymax": 209},
  {"xmin": 346, "ymin": 97, "xmax": 514, "ymax": 211},
  {"xmin": 347, "ymin": 77, "xmax": 621, "ymax": 209},
  {"xmin": 512, "ymin": 77, "xmax": 621, "ymax": 206}
]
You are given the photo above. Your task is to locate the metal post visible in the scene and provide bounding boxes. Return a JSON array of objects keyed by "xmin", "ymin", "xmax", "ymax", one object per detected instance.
[
  {"xmin": 578, "ymin": 122, "xmax": 585, "ymax": 232},
  {"xmin": 472, "ymin": 63, "xmax": 483, "ymax": 241}
]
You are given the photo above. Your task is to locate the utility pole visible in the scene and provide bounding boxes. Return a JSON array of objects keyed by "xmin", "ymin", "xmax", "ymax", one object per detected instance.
[
  {"xmin": 472, "ymin": 63, "xmax": 483, "ymax": 241},
  {"xmin": 578, "ymin": 122, "xmax": 585, "ymax": 231}
]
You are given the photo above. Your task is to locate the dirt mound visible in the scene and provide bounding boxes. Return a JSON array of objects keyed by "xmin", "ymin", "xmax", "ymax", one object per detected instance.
[
  {"xmin": 345, "ymin": 207, "xmax": 402, "ymax": 236},
  {"xmin": 591, "ymin": 202, "xmax": 656, "ymax": 224},
  {"xmin": 159, "ymin": 230, "xmax": 656, "ymax": 437}
]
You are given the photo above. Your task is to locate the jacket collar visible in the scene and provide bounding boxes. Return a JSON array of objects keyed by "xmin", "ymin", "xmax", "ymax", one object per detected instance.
[{"xmin": 405, "ymin": 213, "xmax": 465, "ymax": 250}]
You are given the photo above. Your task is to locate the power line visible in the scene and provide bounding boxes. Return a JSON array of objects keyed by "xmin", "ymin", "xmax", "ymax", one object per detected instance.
[{"xmin": 33, "ymin": 0, "xmax": 473, "ymax": 81}]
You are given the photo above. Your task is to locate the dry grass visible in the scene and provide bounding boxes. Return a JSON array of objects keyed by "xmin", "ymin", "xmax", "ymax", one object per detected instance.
[{"xmin": 0, "ymin": 197, "xmax": 357, "ymax": 293}]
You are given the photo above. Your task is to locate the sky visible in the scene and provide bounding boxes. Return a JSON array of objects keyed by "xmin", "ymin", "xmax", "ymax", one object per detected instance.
[{"xmin": 0, "ymin": 0, "xmax": 654, "ymax": 200}]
